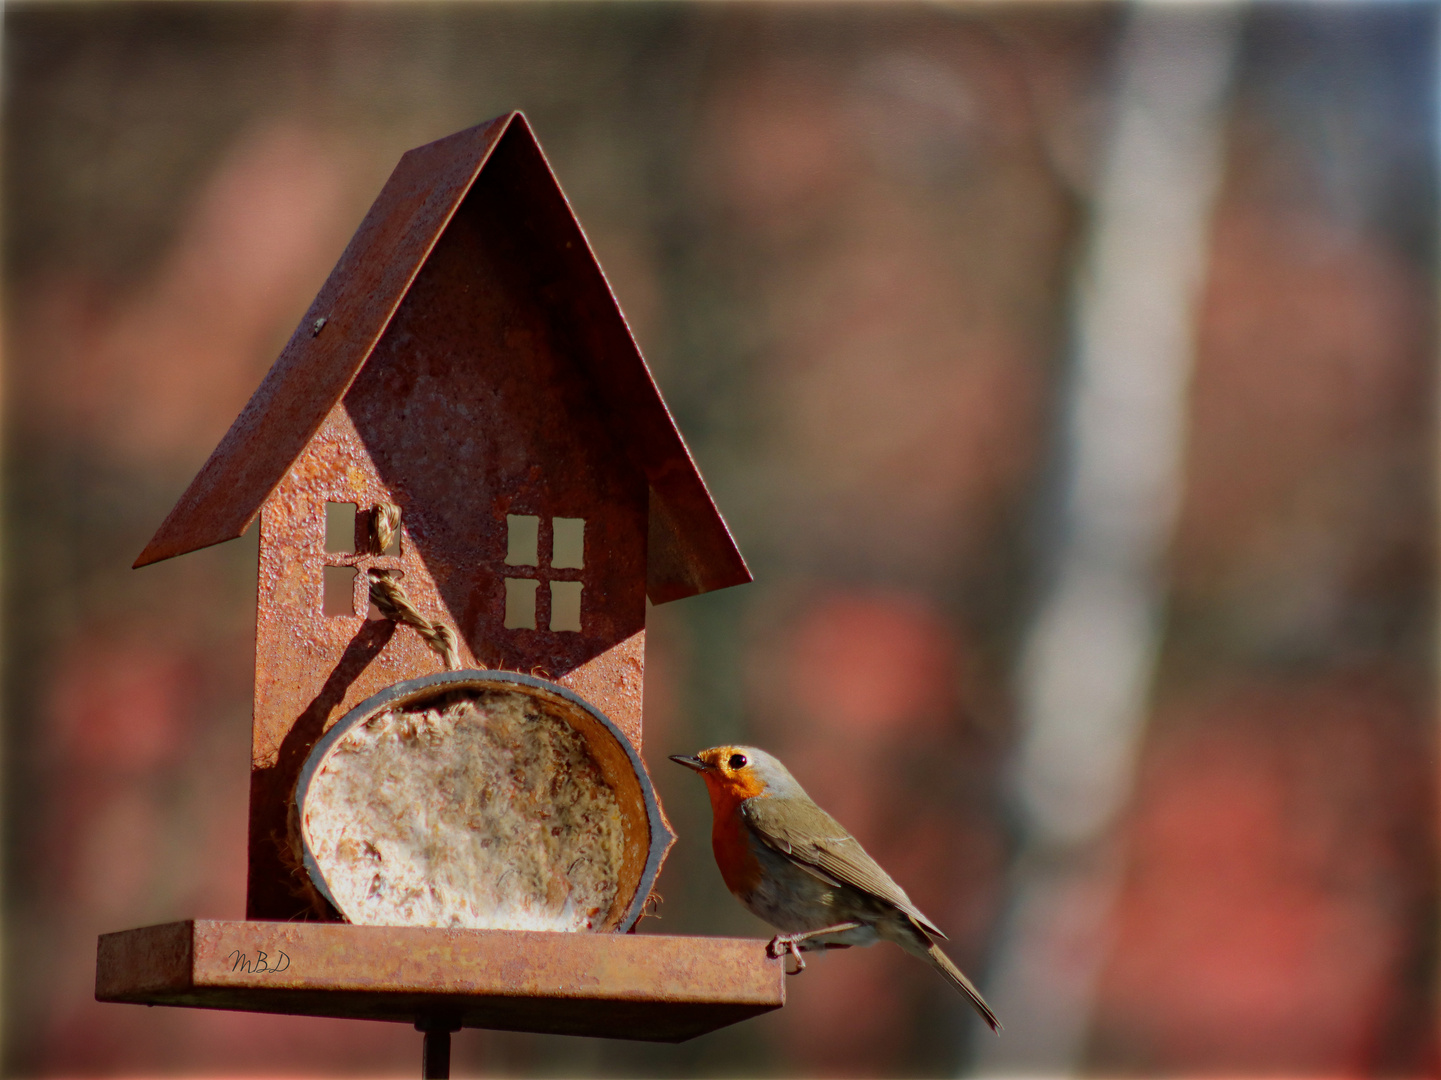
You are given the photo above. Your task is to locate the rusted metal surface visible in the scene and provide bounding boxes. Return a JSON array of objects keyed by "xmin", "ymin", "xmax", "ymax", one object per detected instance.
[
  {"xmin": 133, "ymin": 112, "xmax": 750, "ymax": 604},
  {"xmin": 460, "ymin": 117, "xmax": 751, "ymax": 603},
  {"xmin": 122, "ymin": 112, "xmax": 747, "ymax": 919},
  {"xmin": 245, "ymin": 347, "xmax": 656, "ymax": 917},
  {"xmin": 110, "ymin": 115, "xmax": 760, "ymax": 1059},
  {"xmin": 97, "ymin": 922, "xmax": 785, "ymax": 1042}
]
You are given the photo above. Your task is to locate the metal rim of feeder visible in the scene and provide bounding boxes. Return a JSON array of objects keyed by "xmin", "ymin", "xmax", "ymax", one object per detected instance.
[{"xmin": 295, "ymin": 669, "xmax": 671, "ymax": 933}]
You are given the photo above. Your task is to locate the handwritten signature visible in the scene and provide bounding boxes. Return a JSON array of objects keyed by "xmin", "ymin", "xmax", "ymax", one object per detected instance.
[{"xmin": 227, "ymin": 949, "xmax": 291, "ymax": 974}]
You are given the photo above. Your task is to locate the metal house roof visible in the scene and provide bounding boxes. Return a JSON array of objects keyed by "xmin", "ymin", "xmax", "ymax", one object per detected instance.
[{"xmin": 135, "ymin": 112, "xmax": 749, "ymax": 604}]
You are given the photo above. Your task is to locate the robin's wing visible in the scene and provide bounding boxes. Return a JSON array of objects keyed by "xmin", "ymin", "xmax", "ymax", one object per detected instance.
[{"xmin": 741, "ymin": 796, "xmax": 947, "ymax": 941}]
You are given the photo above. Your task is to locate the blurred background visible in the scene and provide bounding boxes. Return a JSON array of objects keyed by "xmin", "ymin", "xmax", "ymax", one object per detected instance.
[{"xmin": 3, "ymin": 1, "xmax": 1438, "ymax": 1077}]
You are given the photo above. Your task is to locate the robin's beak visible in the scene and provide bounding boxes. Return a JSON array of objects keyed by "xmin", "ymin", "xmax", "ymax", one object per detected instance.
[{"xmin": 668, "ymin": 754, "xmax": 710, "ymax": 773}]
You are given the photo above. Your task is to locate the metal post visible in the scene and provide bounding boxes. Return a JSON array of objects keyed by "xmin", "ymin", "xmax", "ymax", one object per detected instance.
[{"xmin": 417, "ymin": 1016, "xmax": 459, "ymax": 1080}]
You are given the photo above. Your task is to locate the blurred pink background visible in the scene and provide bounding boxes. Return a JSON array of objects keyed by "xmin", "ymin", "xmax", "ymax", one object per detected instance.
[{"xmin": 3, "ymin": 3, "xmax": 1437, "ymax": 1077}]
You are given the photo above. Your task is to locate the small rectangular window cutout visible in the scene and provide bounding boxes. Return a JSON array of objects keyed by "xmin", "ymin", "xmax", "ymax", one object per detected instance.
[
  {"xmin": 550, "ymin": 581, "xmax": 582, "ymax": 632},
  {"xmin": 323, "ymin": 565, "xmax": 358, "ymax": 616},
  {"xmin": 504, "ymin": 578, "xmax": 538, "ymax": 629},
  {"xmin": 552, "ymin": 518, "xmax": 585, "ymax": 569},
  {"xmin": 506, "ymin": 515, "xmax": 539, "ymax": 566},
  {"xmin": 325, "ymin": 502, "xmax": 357, "ymax": 554}
]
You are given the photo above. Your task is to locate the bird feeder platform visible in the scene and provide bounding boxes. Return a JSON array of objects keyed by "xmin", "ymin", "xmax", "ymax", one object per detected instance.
[
  {"xmin": 98, "ymin": 111, "xmax": 766, "ymax": 1073},
  {"xmin": 97, "ymin": 921, "xmax": 784, "ymax": 1042}
]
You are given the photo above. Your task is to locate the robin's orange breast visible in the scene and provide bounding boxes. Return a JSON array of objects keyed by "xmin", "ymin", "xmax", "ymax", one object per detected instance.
[{"xmin": 705, "ymin": 783, "xmax": 766, "ymax": 900}]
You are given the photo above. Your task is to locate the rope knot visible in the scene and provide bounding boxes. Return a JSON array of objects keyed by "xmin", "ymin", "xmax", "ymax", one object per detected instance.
[{"xmin": 367, "ymin": 568, "xmax": 462, "ymax": 672}]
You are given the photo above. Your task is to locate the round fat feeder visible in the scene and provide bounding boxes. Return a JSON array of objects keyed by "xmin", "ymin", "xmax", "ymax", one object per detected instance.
[{"xmin": 295, "ymin": 670, "xmax": 671, "ymax": 933}]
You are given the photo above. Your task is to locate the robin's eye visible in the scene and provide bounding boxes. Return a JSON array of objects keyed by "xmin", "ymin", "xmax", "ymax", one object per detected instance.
[{"xmin": 728, "ymin": 753, "xmax": 747, "ymax": 770}]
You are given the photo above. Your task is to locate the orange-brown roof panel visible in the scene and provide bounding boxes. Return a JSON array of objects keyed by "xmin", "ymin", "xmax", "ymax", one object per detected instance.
[
  {"xmin": 133, "ymin": 116, "xmax": 512, "ymax": 570},
  {"xmin": 134, "ymin": 113, "xmax": 749, "ymax": 603}
]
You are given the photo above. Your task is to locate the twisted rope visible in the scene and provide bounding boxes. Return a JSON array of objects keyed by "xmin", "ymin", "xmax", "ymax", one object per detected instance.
[
  {"xmin": 367, "ymin": 568, "xmax": 462, "ymax": 671},
  {"xmin": 371, "ymin": 501, "xmax": 402, "ymax": 555}
]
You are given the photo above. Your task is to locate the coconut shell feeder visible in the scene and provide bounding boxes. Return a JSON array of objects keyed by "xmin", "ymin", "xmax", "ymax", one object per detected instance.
[{"xmin": 95, "ymin": 112, "xmax": 782, "ymax": 1074}]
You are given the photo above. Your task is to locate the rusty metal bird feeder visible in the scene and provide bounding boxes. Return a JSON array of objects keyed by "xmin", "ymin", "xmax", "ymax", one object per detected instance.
[{"xmin": 95, "ymin": 112, "xmax": 782, "ymax": 1072}]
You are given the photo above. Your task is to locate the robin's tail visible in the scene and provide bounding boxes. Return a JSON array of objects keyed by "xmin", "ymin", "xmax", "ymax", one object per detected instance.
[{"xmin": 910, "ymin": 937, "xmax": 1001, "ymax": 1032}]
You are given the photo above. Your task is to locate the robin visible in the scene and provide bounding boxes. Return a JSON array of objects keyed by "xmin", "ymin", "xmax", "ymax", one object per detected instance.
[{"xmin": 670, "ymin": 745, "xmax": 999, "ymax": 1031}]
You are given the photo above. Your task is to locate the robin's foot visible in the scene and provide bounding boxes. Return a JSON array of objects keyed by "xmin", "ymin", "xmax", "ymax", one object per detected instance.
[{"xmin": 766, "ymin": 934, "xmax": 807, "ymax": 974}]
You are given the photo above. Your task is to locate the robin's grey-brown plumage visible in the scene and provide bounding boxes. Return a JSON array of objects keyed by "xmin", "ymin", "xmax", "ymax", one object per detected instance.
[{"xmin": 671, "ymin": 745, "xmax": 999, "ymax": 1032}]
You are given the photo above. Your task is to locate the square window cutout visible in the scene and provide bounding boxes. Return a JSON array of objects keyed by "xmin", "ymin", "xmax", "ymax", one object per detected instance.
[
  {"xmin": 325, "ymin": 502, "xmax": 357, "ymax": 554},
  {"xmin": 504, "ymin": 578, "xmax": 538, "ymax": 629},
  {"xmin": 550, "ymin": 581, "xmax": 582, "ymax": 632},
  {"xmin": 506, "ymin": 515, "xmax": 539, "ymax": 566},
  {"xmin": 552, "ymin": 518, "xmax": 585, "ymax": 569},
  {"xmin": 323, "ymin": 565, "xmax": 358, "ymax": 616}
]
